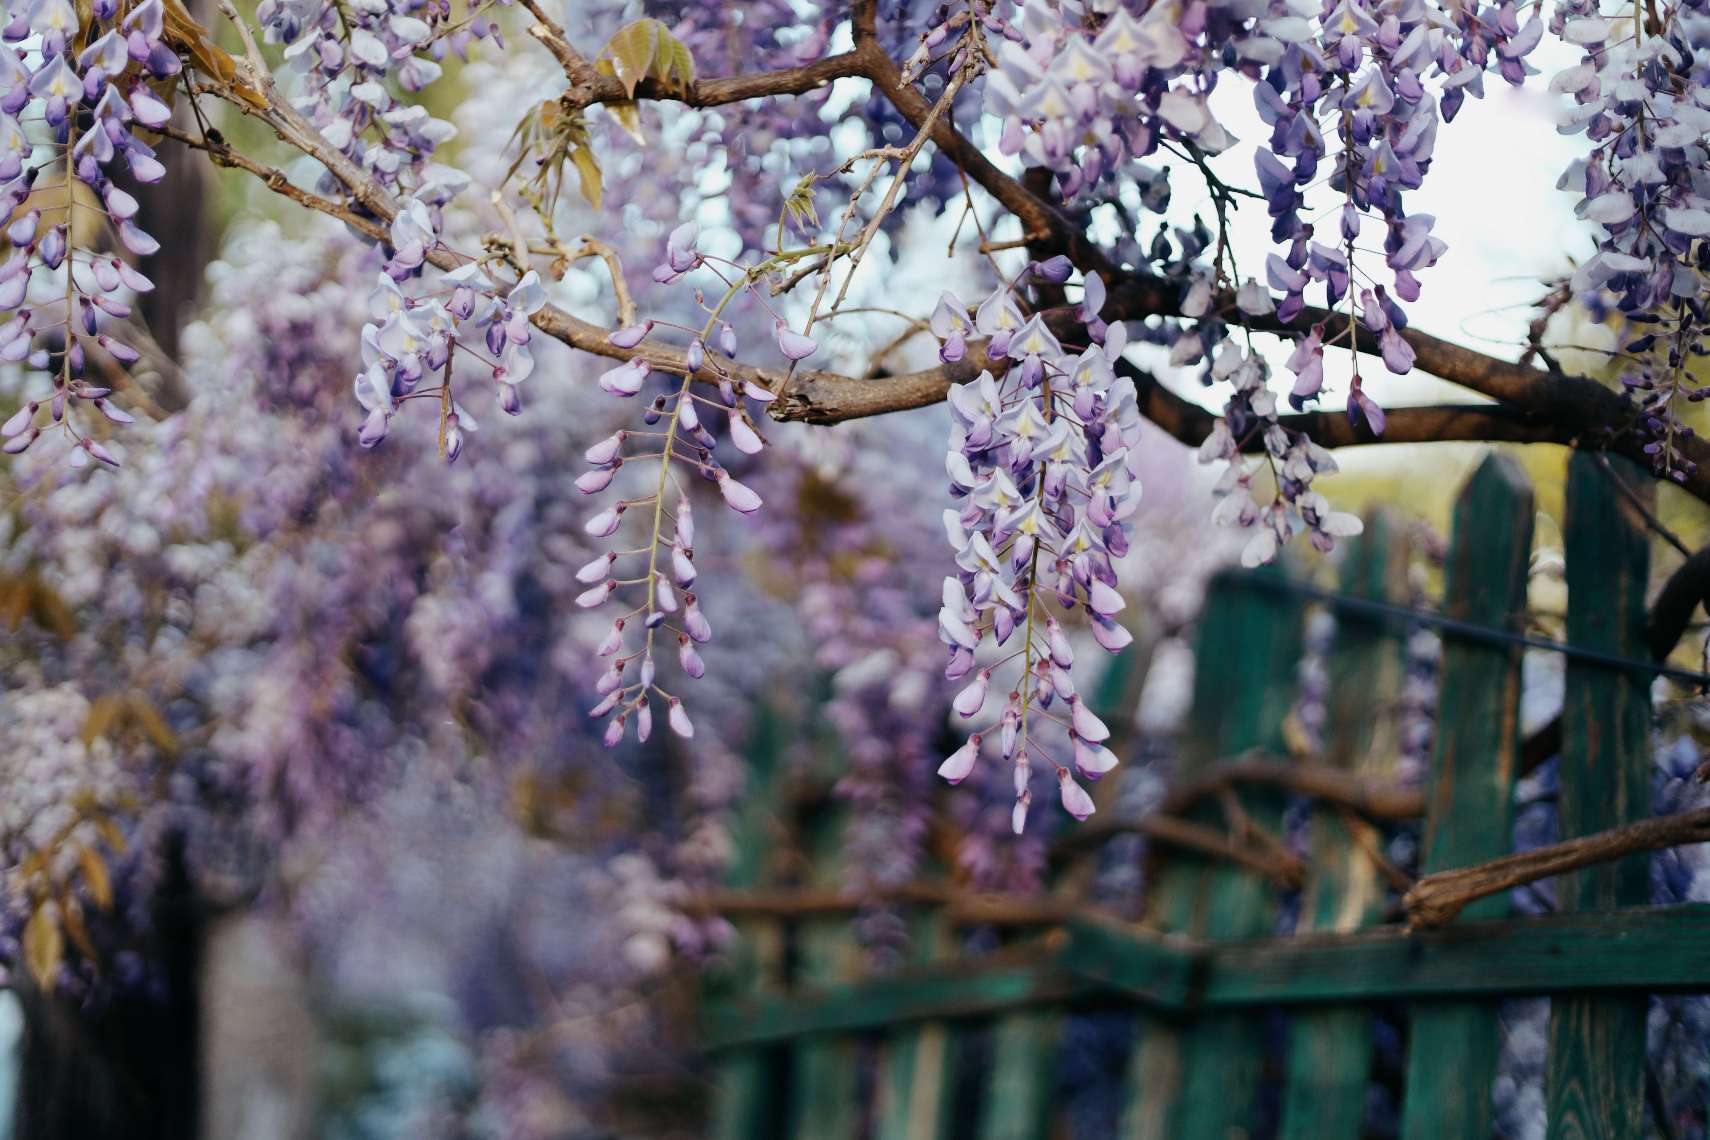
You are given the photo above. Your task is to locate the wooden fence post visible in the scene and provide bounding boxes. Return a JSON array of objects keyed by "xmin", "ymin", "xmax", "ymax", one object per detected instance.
[
  {"xmin": 1543, "ymin": 452, "xmax": 1652, "ymax": 1138},
  {"xmin": 1400, "ymin": 453, "xmax": 1534, "ymax": 1140},
  {"xmin": 709, "ymin": 708, "xmax": 787, "ymax": 1140},
  {"xmin": 970, "ymin": 645, "xmax": 1148, "ymax": 1140},
  {"xmin": 873, "ymin": 908, "xmax": 958, "ymax": 1140},
  {"xmin": 1121, "ymin": 565, "xmax": 1306, "ymax": 1138},
  {"xmin": 785, "ymin": 799, "xmax": 865, "ymax": 1140},
  {"xmin": 1279, "ymin": 511, "xmax": 1415, "ymax": 1140}
]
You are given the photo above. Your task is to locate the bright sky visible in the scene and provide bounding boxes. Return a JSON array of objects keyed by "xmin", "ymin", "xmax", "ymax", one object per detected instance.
[{"xmin": 1186, "ymin": 35, "xmax": 1595, "ymax": 411}]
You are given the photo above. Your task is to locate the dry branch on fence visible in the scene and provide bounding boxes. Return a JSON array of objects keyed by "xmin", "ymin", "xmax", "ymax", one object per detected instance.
[
  {"xmin": 686, "ymin": 884, "xmax": 1103, "ymax": 928},
  {"xmin": 1404, "ymin": 806, "xmax": 1710, "ymax": 928},
  {"xmin": 1156, "ymin": 753, "xmax": 1426, "ymax": 821}
]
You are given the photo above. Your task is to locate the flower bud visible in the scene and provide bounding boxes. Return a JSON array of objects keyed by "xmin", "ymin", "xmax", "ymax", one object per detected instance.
[
  {"xmin": 774, "ymin": 321, "xmax": 817, "ymax": 361},
  {"xmin": 584, "ymin": 505, "xmax": 624, "ymax": 537},
  {"xmin": 716, "ymin": 471, "xmax": 763, "ymax": 514},
  {"xmin": 938, "ymin": 734, "xmax": 980, "ymax": 784},
  {"xmin": 1069, "ymin": 697, "xmax": 1109, "ymax": 742},
  {"xmin": 608, "ymin": 321, "xmax": 651, "ymax": 349},
  {"xmin": 667, "ymin": 698, "xmax": 694, "ymax": 738},
  {"xmin": 1058, "ymin": 770, "xmax": 1096, "ymax": 820},
  {"xmin": 1073, "ymin": 735, "xmax": 1119, "ymax": 780},
  {"xmin": 728, "ymin": 415, "xmax": 764, "ymax": 454},
  {"xmin": 596, "ymin": 619, "xmax": 625, "ymax": 657},
  {"xmin": 953, "ymin": 670, "xmax": 990, "ymax": 718},
  {"xmin": 577, "ymin": 553, "xmax": 614, "ymax": 583}
]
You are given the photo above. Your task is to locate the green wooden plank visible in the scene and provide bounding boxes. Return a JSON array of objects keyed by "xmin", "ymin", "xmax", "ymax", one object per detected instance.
[
  {"xmin": 875, "ymin": 910, "xmax": 959, "ymax": 1140},
  {"xmin": 1281, "ymin": 512, "xmax": 1414, "ymax": 1140},
  {"xmin": 1400, "ymin": 453, "xmax": 1534, "ymax": 1140},
  {"xmin": 711, "ymin": 903, "xmax": 1710, "ymax": 1048},
  {"xmin": 1053, "ymin": 917, "xmax": 1198, "ymax": 1009},
  {"xmin": 710, "ymin": 1048, "xmax": 780, "ymax": 1140},
  {"xmin": 708, "ymin": 706, "xmax": 788, "ymax": 1140},
  {"xmin": 875, "ymin": 1018, "xmax": 958, "ymax": 1140},
  {"xmin": 977, "ymin": 1009, "xmax": 1061, "ymax": 1140},
  {"xmin": 1545, "ymin": 453, "xmax": 1652, "ymax": 1140},
  {"xmin": 705, "ymin": 955, "xmax": 1078, "ymax": 1047},
  {"xmin": 1122, "ymin": 565, "xmax": 1306, "ymax": 1139},
  {"xmin": 1196, "ymin": 905, "xmax": 1710, "ymax": 1003},
  {"xmin": 786, "ymin": 802, "xmax": 864, "ymax": 1140}
]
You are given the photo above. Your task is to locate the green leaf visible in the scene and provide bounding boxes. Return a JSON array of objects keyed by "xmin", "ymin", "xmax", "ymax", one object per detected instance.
[
  {"xmin": 607, "ymin": 100, "xmax": 646, "ymax": 145},
  {"xmin": 658, "ymin": 34, "xmax": 696, "ymax": 92},
  {"xmin": 605, "ymin": 19, "xmax": 660, "ymax": 98},
  {"xmin": 600, "ymin": 18, "xmax": 697, "ymax": 98}
]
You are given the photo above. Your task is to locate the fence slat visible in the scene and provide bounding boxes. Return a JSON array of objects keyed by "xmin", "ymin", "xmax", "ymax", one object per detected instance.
[
  {"xmin": 875, "ymin": 909, "xmax": 958, "ymax": 1140},
  {"xmin": 1400, "ymin": 453, "xmax": 1535, "ymax": 1140},
  {"xmin": 787, "ymin": 802, "xmax": 864, "ymax": 1140},
  {"xmin": 977, "ymin": 1009, "xmax": 1062, "ymax": 1140},
  {"xmin": 1121, "ymin": 565, "xmax": 1306, "ymax": 1139},
  {"xmin": 1280, "ymin": 512, "xmax": 1414, "ymax": 1140},
  {"xmin": 1544, "ymin": 452, "xmax": 1652, "ymax": 1139},
  {"xmin": 709, "ymin": 708, "xmax": 787, "ymax": 1140}
]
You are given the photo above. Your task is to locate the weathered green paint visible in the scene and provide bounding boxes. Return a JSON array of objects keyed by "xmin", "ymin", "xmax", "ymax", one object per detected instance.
[
  {"xmin": 716, "ymin": 953, "xmax": 1075, "ymax": 1048},
  {"xmin": 786, "ymin": 806, "xmax": 864, "ymax": 1140},
  {"xmin": 1123, "ymin": 565, "xmax": 1305, "ymax": 1139},
  {"xmin": 1282, "ymin": 513, "xmax": 1414, "ymax": 1140},
  {"xmin": 710, "ymin": 1048, "xmax": 780, "ymax": 1140},
  {"xmin": 875, "ymin": 909, "xmax": 959, "ymax": 1140},
  {"xmin": 709, "ymin": 905, "xmax": 1710, "ymax": 1048},
  {"xmin": 708, "ymin": 706, "xmax": 787, "ymax": 1140},
  {"xmin": 1545, "ymin": 453, "xmax": 1652, "ymax": 1140},
  {"xmin": 1401, "ymin": 454, "xmax": 1534, "ymax": 1140},
  {"xmin": 1191, "ymin": 905, "xmax": 1710, "ymax": 1003},
  {"xmin": 1053, "ymin": 919, "xmax": 1198, "ymax": 1009},
  {"xmin": 977, "ymin": 1009, "xmax": 1062, "ymax": 1140}
]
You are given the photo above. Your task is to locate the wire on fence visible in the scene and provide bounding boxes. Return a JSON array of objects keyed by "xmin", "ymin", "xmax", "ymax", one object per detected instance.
[{"xmin": 1228, "ymin": 569, "xmax": 1710, "ymax": 688}]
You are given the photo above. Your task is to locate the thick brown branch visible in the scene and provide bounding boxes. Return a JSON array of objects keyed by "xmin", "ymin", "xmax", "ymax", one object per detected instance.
[
  {"xmin": 1404, "ymin": 807, "xmax": 1710, "ymax": 928},
  {"xmin": 1102, "ymin": 275, "xmax": 1710, "ymax": 495},
  {"xmin": 853, "ymin": 28, "xmax": 1098, "ymax": 272},
  {"xmin": 1054, "ymin": 753, "xmax": 1420, "ymax": 889},
  {"xmin": 196, "ymin": 48, "xmax": 1710, "ymax": 510}
]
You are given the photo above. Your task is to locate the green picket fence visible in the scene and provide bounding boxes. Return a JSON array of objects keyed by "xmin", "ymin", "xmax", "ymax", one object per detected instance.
[{"xmin": 701, "ymin": 451, "xmax": 1705, "ymax": 1139}]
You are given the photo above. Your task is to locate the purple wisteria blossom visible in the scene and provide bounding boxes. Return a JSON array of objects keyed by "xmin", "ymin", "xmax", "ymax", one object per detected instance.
[
  {"xmin": 0, "ymin": 0, "xmax": 171, "ymax": 466},
  {"xmin": 933, "ymin": 279, "xmax": 1139, "ymax": 831}
]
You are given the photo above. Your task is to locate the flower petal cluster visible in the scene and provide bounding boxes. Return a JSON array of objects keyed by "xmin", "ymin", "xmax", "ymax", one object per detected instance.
[
  {"xmin": 1, "ymin": 0, "xmax": 168, "ymax": 465},
  {"xmin": 351, "ymin": 197, "xmax": 552, "ymax": 451},
  {"xmin": 255, "ymin": 0, "xmax": 477, "ymax": 206},
  {"xmin": 575, "ymin": 221, "xmax": 787, "ymax": 746},
  {"xmin": 933, "ymin": 280, "xmax": 1138, "ymax": 830},
  {"xmin": 1553, "ymin": 0, "xmax": 1710, "ymax": 479}
]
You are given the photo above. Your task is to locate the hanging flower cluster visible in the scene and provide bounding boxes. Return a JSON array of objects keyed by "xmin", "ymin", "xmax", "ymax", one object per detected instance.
[
  {"xmin": 574, "ymin": 221, "xmax": 813, "ymax": 747},
  {"xmin": 983, "ymin": 0, "xmax": 1247, "ymax": 198},
  {"xmin": 1252, "ymin": 0, "xmax": 1538, "ymax": 401},
  {"xmin": 353, "ymin": 197, "xmax": 543, "ymax": 452},
  {"xmin": 1554, "ymin": 0, "xmax": 1710, "ymax": 480},
  {"xmin": 931, "ymin": 272, "xmax": 1138, "ymax": 832},
  {"xmin": 1193, "ymin": 340, "xmax": 1364, "ymax": 566},
  {"xmin": 255, "ymin": 0, "xmax": 480, "ymax": 206},
  {"xmin": 0, "ymin": 0, "xmax": 168, "ymax": 466}
]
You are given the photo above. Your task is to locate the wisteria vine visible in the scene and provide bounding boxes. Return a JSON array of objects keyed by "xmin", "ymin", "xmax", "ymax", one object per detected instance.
[{"xmin": 9, "ymin": 0, "xmax": 1710, "ymax": 832}]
